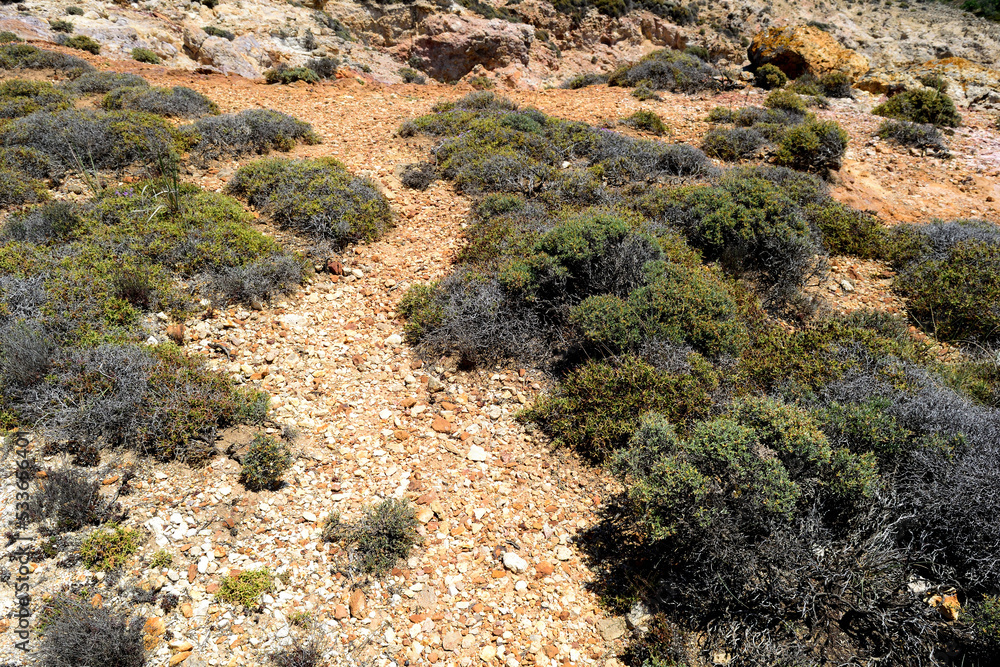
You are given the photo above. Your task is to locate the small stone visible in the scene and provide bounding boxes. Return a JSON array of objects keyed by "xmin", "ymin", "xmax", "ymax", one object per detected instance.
[
  {"xmin": 555, "ymin": 546, "xmax": 572, "ymax": 561},
  {"xmin": 535, "ymin": 562, "xmax": 554, "ymax": 577},
  {"xmin": 427, "ymin": 376, "xmax": 444, "ymax": 392},
  {"xmin": 415, "ymin": 506, "xmax": 435, "ymax": 524},
  {"xmin": 840, "ymin": 279, "xmax": 855, "ymax": 293},
  {"xmin": 169, "ymin": 652, "xmax": 192, "ymax": 666},
  {"xmin": 349, "ymin": 589, "xmax": 366, "ymax": 618},
  {"xmin": 334, "ymin": 604, "xmax": 348, "ymax": 620},
  {"xmin": 181, "ymin": 603, "xmax": 193, "ymax": 618},
  {"xmin": 502, "ymin": 552, "xmax": 528, "ymax": 574},
  {"xmin": 597, "ymin": 617, "xmax": 627, "ymax": 641},
  {"xmin": 467, "ymin": 445, "xmax": 487, "ymax": 462},
  {"xmin": 481, "ymin": 645, "xmax": 497, "ymax": 662},
  {"xmin": 432, "ymin": 417, "xmax": 453, "ymax": 433},
  {"xmin": 443, "ymin": 630, "xmax": 462, "ymax": 651},
  {"xmin": 386, "ymin": 333, "xmax": 403, "ymax": 346}
]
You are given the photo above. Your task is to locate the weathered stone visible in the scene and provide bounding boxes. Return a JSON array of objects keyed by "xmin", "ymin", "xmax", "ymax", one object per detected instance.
[
  {"xmin": 349, "ymin": 589, "xmax": 366, "ymax": 618},
  {"xmin": 749, "ymin": 25, "xmax": 870, "ymax": 80}
]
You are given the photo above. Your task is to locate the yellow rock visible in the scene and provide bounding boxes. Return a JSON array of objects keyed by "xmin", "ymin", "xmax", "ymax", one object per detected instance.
[{"xmin": 749, "ymin": 25, "xmax": 869, "ymax": 80}]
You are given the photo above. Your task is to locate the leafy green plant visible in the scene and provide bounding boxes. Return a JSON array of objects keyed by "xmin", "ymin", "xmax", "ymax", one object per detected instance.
[
  {"xmin": 873, "ymin": 88, "xmax": 961, "ymax": 127},
  {"xmin": 622, "ymin": 110, "xmax": 668, "ymax": 135},
  {"xmin": 764, "ymin": 89, "xmax": 807, "ymax": 114},
  {"xmin": 63, "ymin": 35, "xmax": 101, "ymax": 55},
  {"xmin": 131, "ymin": 47, "xmax": 160, "ymax": 64},
  {"xmin": 49, "ymin": 19, "xmax": 74, "ymax": 34},
  {"xmin": 217, "ymin": 568, "xmax": 273, "ymax": 607},
  {"xmin": 775, "ymin": 118, "xmax": 849, "ymax": 172},
  {"xmin": 754, "ymin": 63, "xmax": 787, "ymax": 90},
  {"xmin": 264, "ymin": 66, "xmax": 319, "ymax": 85},
  {"xmin": 79, "ymin": 525, "xmax": 140, "ymax": 570},
  {"xmin": 805, "ymin": 199, "xmax": 885, "ymax": 257}
]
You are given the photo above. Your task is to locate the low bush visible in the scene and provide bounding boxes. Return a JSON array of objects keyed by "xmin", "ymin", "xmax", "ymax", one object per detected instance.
[
  {"xmin": 764, "ymin": 89, "xmax": 808, "ymax": 114},
  {"xmin": 873, "ymin": 87, "xmax": 961, "ymax": 127},
  {"xmin": 0, "ymin": 146, "xmax": 60, "ymax": 181},
  {"xmin": 131, "ymin": 47, "xmax": 160, "ymax": 64},
  {"xmin": 322, "ymin": 499, "xmax": 419, "ymax": 575},
  {"xmin": 27, "ymin": 468, "xmax": 122, "ymax": 534},
  {"xmin": 622, "ymin": 109, "xmax": 667, "ymax": 135},
  {"xmin": 754, "ymin": 63, "xmax": 787, "ymax": 90},
  {"xmin": 805, "ymin": 199, "xmax": 885, "ymax": 258},
  {"xmin": 0, "ymin": 31, "xmax": 22, "ymax": 43},
  {"xmin": 967, "ymin": 595, "xmax": 1000, "ymax": 655},
  {"xmin": 217, "ymin": 568, "xmax": 273, "ymax": 607},
  {"xmin": 79, "ymin": 525, "xmax": 140, "ymax": 570},
  {"xmin": 399, "ymin": 162, "xmax": 436, "ymax": 190},
  {"xmin": 239, "ymin": 433, "xmax": 294, "ymax": 490},
  {"xmin": 102, "ymin": 85, "xmax": 218, "ymax": 118},
  {"xmin": 819, "ymin": 71, "xmax": 853, "ymax": 98},
  {"xmin": 631, "ymin": 81, "xmax": 661, "ymax": 101},
  {"xmin": 184, "ymin": 108, "xmax": 319, "ymax": 162},
  {"xmin": 468, "ymin": 75, "xmax": 494, "ymax": 90},
  {"xmin": 63, "ymin": 35, "xmax": 101, "ymax": 55},
  {"xmin": 264, "ymin": 66, "xmax": 319, "ymax": 85},
  {"xmin": 211, "ymin": 253, "xmax": 303, "ymax": 306},
  {"xmin": 561, "ymin": 72, "xmax": 607, "ymax": 89},
  {"xmin": 399, "ymin": 67, "xmax": 426, "ymax": 84},
  {"xmin": 607, "ymin": 48, "xmax": 722, "ymax": 93},
  {"xmin": 38, "ymin": 595, "xmax": 146, "ymax": 667},
  {"xmin": 0, "ymin": 164, "xmax": 49, "ymax": 208},
  {"xmin": 2, "ymin": 108, "xmax": 183, "ymax": 171},
  {"xmin": 226, "ymin": 158, "xmax": 393, "ymax": 246},
  {"xmin": 888, "ymin": 220, "xmax": 1000, "ymax": 343},
  {"xmin": 774, "ymin": 118, "xmax": 849, "ymax": 172},
  {"xmin": 0, "ymin": 79, "xmax": 74, "ymax": 119},
  {"xmin": 49, "ymin": 19, "xmax": 74, "ymax": 34},
  {"xmin": 305, "ymin": 56, "xmax": 340, "ymax": 79},
  {"xmin": 0, "ymin": 44, "xmax": 94, "ymax": 74},
  {"xmin": 876, "ymin": 118, "xmax": 949, "ymax": 154},
  {"xmin": 269, "ymin": 638, "xmax": 324, "ymax": 667},
  {"xmin": 66, "ymin": 6, "xmax": 84, "ymax": 14},
  {"xmin": 67, "ymin": 71, "xmax": 148, "ymax": 94},
  {"xmin": 203, "ymin": 25, "xmax": 235, "ymax": 40},
  {"xmin": 701, "ymin": 126, "xmax": 765, "ymax": 161}
]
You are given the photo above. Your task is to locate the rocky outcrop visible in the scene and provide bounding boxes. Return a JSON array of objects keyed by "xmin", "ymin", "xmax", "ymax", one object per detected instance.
[
  {"xmin": 0, "ymin": 17, "xmax": 54, "ymax": 42},
  {"xmin": 406, "ymin": 14, "xmax": 534, "ymax": 82},
  {"xmin": 749, "ymin": 25, "xmax": 870, "ymax": 80},
  {"xmin": 858, "ymin": 57, "xmax": 1000, "ymax": 108},
  {"xmin": 183, "ymin": 24, "xmax": 264, "ymax": 80}
]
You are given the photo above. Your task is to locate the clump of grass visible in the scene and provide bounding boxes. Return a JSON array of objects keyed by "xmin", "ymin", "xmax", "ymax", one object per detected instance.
[
  {"xmin": 62, "ymin": 35, "xmax": 101, "ymax": 55},
  {"xmin": 264, "ymin": 65, "xmax": 319, "ymax": 85},
  {"xmin": 79, "ymin": 525, "xmax": 140, "ymax": 570},
  {"xmin": 322, "ymin": 499, "xmax": 419, "ymax": 575},
  {"xmin": 131, "ymin": 47, "xmax": 160, "ymax": 64},
  {"xmin": 217, "ymin": 568, "xmax": 273, "ymax": 607},
  {"xmin": 150, "ymin": 549, "xmax": 173, "ymax": 568}
]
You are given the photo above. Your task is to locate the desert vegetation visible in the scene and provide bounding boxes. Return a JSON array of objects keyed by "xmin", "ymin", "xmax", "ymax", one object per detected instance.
[{"xmin": 397, "ymin": 91, "xmax": 1000, "ymax": 665}]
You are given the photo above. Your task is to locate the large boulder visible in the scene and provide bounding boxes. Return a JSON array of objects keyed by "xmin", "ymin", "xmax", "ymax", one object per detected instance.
[
  {"xmin": 857, "ymin": 58, "xmax": 1000, "ymax": 108},
  {"xmin": 183, "ymin": 25, "xmax": 263, "ymax": 80},
  {"xmin": 748, "ymin": 25, "xmax": 869, "ymax": 80},
  {"xmin": 407, "ymin": 14, "xmax": 533, "ymax": 82}
]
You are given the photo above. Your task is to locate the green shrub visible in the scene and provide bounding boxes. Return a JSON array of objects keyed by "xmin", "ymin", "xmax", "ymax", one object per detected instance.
[
  {"xmin": 305, "ymin": 56, "xmax": 340, "ymax": 79},
  {"xmin": 608, "ymin": 49, "xmax": 722, "ymax": 93},
  {"xmin": 805, "ymin": 199, "xmax": 885, "ymax": 257},
  {"xmin": 0, "ymin": 31, "xmax": 22, "ymax": 43},
  {"xmin": 203, "ymin": 25, "xmax": 235, "ymax": 41},
  {"xmin": 27, "ymin": 468, "xmax": 121, "ymax": 534},
  {"xmin": 967, "ymin": 595, "xmax": 1000, "ymax": 653},
  {"xmin": 102, "ymin": 85, "xmax": 218, "ymax": 118},
  {"xmin": 701, "ymin": 127, "xmax": 765, "ymax": 161},
  {"xmin": 66, "ymin": 6, "xmax": 84, "ymax": 15},
  {"xmin": 63, "ymin": 35, "xmax": 101, "ymax": 55},
  {"xmin": 705, "ymin": 106, "xmax": 736, "ymax": 123},
  {"xmin": 631, "ymin": 81, "xmax": 661, "ymax": 101},
  {"xmin": 622, "ymin": 109, "xmax": 667, "ymax": 135},
  {"xmin": 79, "ymin": 525, "xmax": 140, "ymax": 570},
  {"xmin": 68, "ymin": 71, "xmax": 149, "ymax": 94},
  {"xmin": 764, "ymin": 89, "xmax": 808, "ymax": 114},
  {"xmin": 876, "ymin": 119, "xmax": 948, "ymax": 154},
  {"xmin": 150, "ymin": 549, "xmax": 173, "ymax": 567},
  {"xmin": 754, "ymin": 63, "xmax": 787, "ymax": 90},
  {"xmin": 819, "ymin": 71, "xmax": 853, "ymax": 98},
  {"xmin": 1, "ymin": 108, "xmax": 184, "ymax": 171},
  {"xmin": 0, "ymin": 164, "xmax": 49, "ymax": 209},
  {"xmin": 399, "ymin": 67, "xmax": 426, "ymax": 84},
  {"xmin": 217, "ymin": 568, "xmax": 273, "ymax": 607},
  {"xmin": 131, "ymin": 47, "xmax": 160, "ymax": 64},
  {"xmin": 468, "ymin": 75, "xmax": 494, "ymax": 90},
  {"xmin": 239, "ymin": 433, "xmax": 293, "ymax": 490},
  {"xmin": 0, "ymin": 78, "xmax": 74, "ymax": 118},
  {"xmin": 226, "ymin": 158, "xmax": 393, "ymax": 245},
  {"xmin": 0, "ymin": 43, "xmax": 94, "ymax": 73},
  {"xmin": 570, "ymin": 261, "xmax": 748, "ymax": 357},
  {"xmin": 889, "ymin": 221, "xmax": 1000, "ymax": 343},
  {"xmin": 183, "ymin": 108, "xmax": 319, "ymax": 163},
  {"xmin": 522, "ymin": 354, "xmax": 719, "ymax": 461},
  {"xmin": 264, "ymin": 66, "xmax": 319, "ymax": 85},
  {"xmin": 561, "ymin": 73, "xmax": 607, "ymax": 89},
  {"xmin": 38, "ymin": 596, "xmax": 146, "ymax": 667},
  {"xmin": 788, "ymin": 73, "xmax": 823, "ymax": 97},
  {"xmin": 774, "ymin": 118, "xmax": 849, "ymax": 172},
  {"xmin": 322, "ymin": 498, "xmax": 419, "ymax": 575},
  {"xmin": 49, "ymin": 19, "xmax": 74, "ymax": 34},
  {"xmin": 872, "ymin": 88, "xmax": 961, "ymax": 127}
]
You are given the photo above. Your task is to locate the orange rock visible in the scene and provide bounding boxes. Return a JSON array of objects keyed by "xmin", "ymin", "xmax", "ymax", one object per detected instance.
[
  {"xmin": 941, "ymin": 593, "xmax": 961, "ymax": 621},
  {"xmin": 749, "ymin": 25, "xmax": 869, "ymax": 80},
  {"xmin": 349, "ymin": 589, "xmax": 366, "ymax": 618},
  {"xmin": 169, "ymin": 651, "xmax": 192, "ymax": 666}
]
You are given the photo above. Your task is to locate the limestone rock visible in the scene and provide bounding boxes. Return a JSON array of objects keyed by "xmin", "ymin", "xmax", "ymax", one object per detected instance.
[
  {"xmin": 407, "ymin": 14, "xmax": 534, "ymax": 82},
  {"xmin": 748, "ymin": 25, "xmax": 870, "ymax": 80},
  {"xmin": 502, "ymin": 551, "xmax": 528, "ymax": 574}
]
